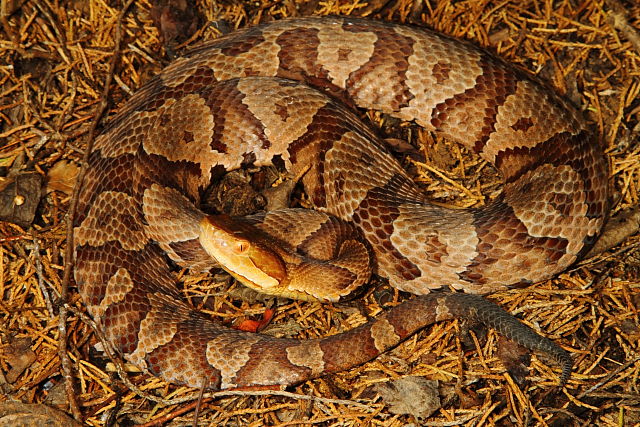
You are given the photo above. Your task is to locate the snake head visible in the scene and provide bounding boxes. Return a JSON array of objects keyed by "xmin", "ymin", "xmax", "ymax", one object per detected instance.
[{"xmin": 199, "ymin": 214, "xmax": 287, "ymax": 291}]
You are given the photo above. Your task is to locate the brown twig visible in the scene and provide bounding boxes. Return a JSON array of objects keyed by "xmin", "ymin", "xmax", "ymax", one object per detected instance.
[
  {"xmin": 137, "ymin": 398, "xmax": 213, "ymax": 427},
  {"xmin": 0, "ymin": 0, "xmax": 18, "ymax": 47},
  {"xmin": 31, "ymin": 232, "xmax": 54, "ymax": 317},
  {"xmin": 57, "ymin": 0, "xmax": 135, "ymax": 421},
  {"xmin": 577, "ymin": 355, "xmax": 640, "ymax": 400},
  {"xmin": 193, "ymin": 378, "xmax": 209, "ymax": 427}
]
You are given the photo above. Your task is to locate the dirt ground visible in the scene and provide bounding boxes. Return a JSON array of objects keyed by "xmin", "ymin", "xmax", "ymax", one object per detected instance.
[{"xmin": 1, "ymin": 0, "xmax": 639, "ymax": 425}]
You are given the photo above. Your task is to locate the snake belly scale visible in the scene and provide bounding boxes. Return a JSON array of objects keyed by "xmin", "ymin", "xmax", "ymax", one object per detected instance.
[{"xmin": 74, "ymin": 16, "xmax": 608, "ymax": 389}]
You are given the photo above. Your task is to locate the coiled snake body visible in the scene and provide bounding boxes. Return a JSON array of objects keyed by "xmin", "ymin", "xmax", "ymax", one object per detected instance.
[{"xmin": 74, "ymin": 16, "xmax": 608, "ymax": 389}]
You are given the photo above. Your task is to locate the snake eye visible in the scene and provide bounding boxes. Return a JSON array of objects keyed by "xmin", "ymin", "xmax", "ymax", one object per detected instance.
[{"xmin": 234, "ymin": 240, "xmax": 249, "ymax": 254}]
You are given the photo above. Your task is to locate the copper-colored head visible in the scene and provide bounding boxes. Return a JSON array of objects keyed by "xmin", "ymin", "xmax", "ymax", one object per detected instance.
[{"xmin": 199, "ymin": 214, "xmax": 286, "ymax": 292}]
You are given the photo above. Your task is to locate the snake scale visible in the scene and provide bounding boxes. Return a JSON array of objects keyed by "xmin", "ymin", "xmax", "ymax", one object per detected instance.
[{"xmin": 74, "ymin": 16, "xmax": 608, "ymax": 390}]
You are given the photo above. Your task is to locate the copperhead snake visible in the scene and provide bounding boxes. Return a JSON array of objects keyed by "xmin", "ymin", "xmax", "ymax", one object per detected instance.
[{"xmin": 73, "ymin": 16, "xmax": 609, "ymax": 390}]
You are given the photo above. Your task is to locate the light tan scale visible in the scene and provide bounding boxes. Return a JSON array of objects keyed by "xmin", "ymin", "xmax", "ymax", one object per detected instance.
[{"xmin": 73, "ymin": 16, "xmax": 609, "ymax": 390}]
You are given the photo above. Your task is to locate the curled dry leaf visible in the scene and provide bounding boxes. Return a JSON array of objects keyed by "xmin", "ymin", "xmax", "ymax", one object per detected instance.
[
  {"xmin": 587, "ymin": 207, "xmax": 640, "ymax": 257},
  {"xmin": 3, "ymin": 337, "xmax": 37, "ymax": 384},
  {"xmin": 46, "ymin": 160, "xmax": 80, "ymax": 195},
  {"xmin": 371, "ymin": 376, "xmax": 441, "ymax": 419}
]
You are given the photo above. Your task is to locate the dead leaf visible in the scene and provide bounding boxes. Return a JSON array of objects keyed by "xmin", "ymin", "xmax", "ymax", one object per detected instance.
[
  {"xmin": 202, "ymin": 170, "xmax": 267, "ymax": 216},
  {"xmin": 3, "ymin": 337, "xmax": 36, "ymax": 383},
  {"xmin": 263, "ymin": 178, "xmax": 296, "ymax": 211},
  {"xmin": 0, "ymin": 172, "xmax": 42, "ymax": 228},
  {"xmin": 495, "ymin": 336, "xmax": 530, "ymax": 385},
  {"xmin": 586, "ymin": 207, "xmax": 640, "ymax": 257},
  {"xmin": 372, "ymin": 376, "xmax": 441, "ymax": 419},
  {"xmin": 385, "ymin": 137, "xmax": 422, "ymax": 161},
  {"xmin": 0, "ymin": 401, "xmax": 82, "ymax": 427},
  {"xmin": 150, "ymin": 0, "xmax": 200, "ymax": 46},
  {"xmin": 46, "ymin": 160, "xmax": 79, "ymax": 195}
]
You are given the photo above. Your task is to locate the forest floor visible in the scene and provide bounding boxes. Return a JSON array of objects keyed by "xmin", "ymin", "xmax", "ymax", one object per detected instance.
[{"xmin": 1, "ymin": 0, "xmax": 639, "ymax": 425}]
